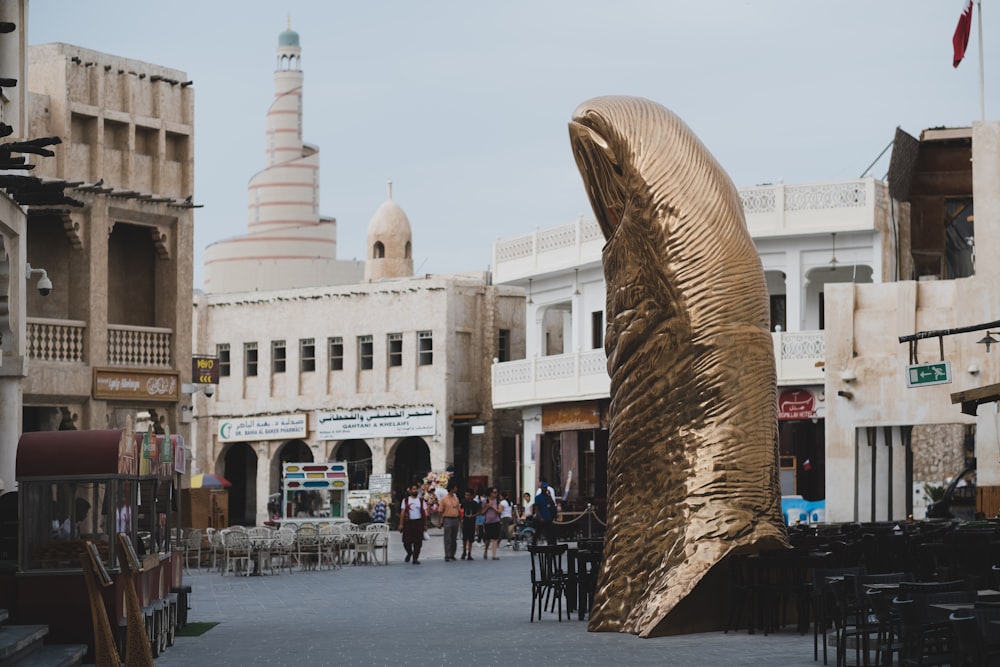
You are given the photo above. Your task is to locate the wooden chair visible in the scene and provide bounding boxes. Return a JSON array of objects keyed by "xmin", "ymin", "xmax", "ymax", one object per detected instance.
[{"xmin": 528, "ymin": 544, "xmax": 569, "ymax": 622}]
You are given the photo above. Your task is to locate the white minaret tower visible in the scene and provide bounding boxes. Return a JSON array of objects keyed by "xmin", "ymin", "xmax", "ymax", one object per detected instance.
[{"xmin": 203, "ymin": 22, "xmax": 364, "ymax": 293}]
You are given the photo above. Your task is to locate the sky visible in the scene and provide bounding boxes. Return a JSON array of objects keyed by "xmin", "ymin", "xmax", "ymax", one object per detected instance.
[{"xmin": 28, "ymin": 1, "xmax": 999, "ymax": 288}]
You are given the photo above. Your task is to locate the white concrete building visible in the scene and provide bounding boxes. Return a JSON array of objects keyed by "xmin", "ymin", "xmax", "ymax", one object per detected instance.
[{"xmin": 491, "ymin": 178, "xmax": 892, "ymax": 516}]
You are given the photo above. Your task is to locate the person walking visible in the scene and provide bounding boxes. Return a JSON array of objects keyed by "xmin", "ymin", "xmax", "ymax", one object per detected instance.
[
  {"xmin": 459, "ymin": 489, "xmax": 480, "ymax": 560},
  {"xmin": 533, "ymin": 482, "xmax": 558, "ymax": 545},
  {"xmin": 481, "ymin": 487, "xmax": 503, "ymax": 560},
  {"xmin": 440, "ymin": 483, "xmax": 461, "ymax": 561},
  {"xmin": 499, "ymin": 491, "xmax": 514, "ymax": 547},
  {"xmin": 398, "ymin": 484, "xmax": 427, "ymax": 564}
]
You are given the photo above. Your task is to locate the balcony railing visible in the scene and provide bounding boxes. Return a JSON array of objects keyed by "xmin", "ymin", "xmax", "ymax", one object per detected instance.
[
  {"xmin": 26, "ymin": 318, "xmax": 86, "ymax": 362},
  {"xmin": 25, "ymin": 319, "xmax": 174, "ymax": 368},
  {"xmin": 108, "ymin": 324, "xmax": 172, "ymax": 368},
  {"xmin": 492, "ymin": 330, "xmax": 826, "ymax": 409}
]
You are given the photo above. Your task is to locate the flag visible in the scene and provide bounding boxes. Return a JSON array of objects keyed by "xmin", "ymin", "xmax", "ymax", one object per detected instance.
[{"xmin": 953, "ymin": 0, "xmax": 974, "ymax": 67}]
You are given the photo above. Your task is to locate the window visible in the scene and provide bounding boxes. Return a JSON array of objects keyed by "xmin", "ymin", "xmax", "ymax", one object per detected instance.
[
  {"xmin": 272, "ymin": 340, "xmax": 286, "ymax": 373},
  {"xmin": 300, "ymin": 338, "xmax": 315, "ymax": 372},
  {"xmin": 498, "ymin": 329, "xmax": 510, "ymax": 362},
  {"xmin": 217, "ymin": 343, "xmax": 231, "ymax": 377},
  {"xmin": 329, "ymin": 337, "xmax": 343, "ymax": 371},
  {"xmin": 591, "ymin": 311, "xmax": 604, "ymax": 349},
  {"xmin": 245, "ymin": 342, "xmax": 258, "ymax": 377},
  {"xmin": 388, "ymin": 333, "xmax": 403, "ymax": 367},
  {"xmin": 359, "ymin": 335, "xmax": 373, "ymax": 370},
  {"xmin": 770, "ymin": 295, "xmax": 787, "ymax": 333},
  {"xmin": 418, "ymin": 331, "xmax": 433, "ymax": 366}
]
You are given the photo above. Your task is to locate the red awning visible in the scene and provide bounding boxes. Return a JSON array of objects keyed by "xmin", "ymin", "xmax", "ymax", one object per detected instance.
[{"xmin": 16, "ymin": 429, "xmax": 125, "ymax": 478}]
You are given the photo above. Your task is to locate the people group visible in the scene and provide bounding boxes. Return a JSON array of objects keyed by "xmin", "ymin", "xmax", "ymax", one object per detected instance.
[{"xmin": 402, "ymin": 478, "xmax": 562, "ymax": 564}]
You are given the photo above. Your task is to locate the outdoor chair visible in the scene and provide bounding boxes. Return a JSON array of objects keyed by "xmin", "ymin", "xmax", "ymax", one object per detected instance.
[
  {"xmin": 866, "ymin": 589, "xmax": 904, "ymax": 667},
  {"xmin": 949, "ymin": 611, "xmax": 1000, "ymax": 667},
  {"xmin": 207, "ymin": 528, "xmax": 225, "ymax": 573},
  {"xmin": 247, "ymin": 527, "xmax": 276, "ymax": 575},
  {"xmin": 222, "ymin": 529, "xmax": 252, "ymax": 576},
  {"xmin": 272, "ymin": 526, "xmax": 297, "ymax": 574},
  {"xmin": 350, "ymin": 524, "xmax": 375, "ymax": 565},
  {"xmin": 295, "ymin": 523, "xmax": 321, "ymax": 571},
  {"xmin": 182, "ymin": 528, "xmax": 203, "ymax": 573},
  {"xmin": 317, "ymin": 523, "xmax": 341, "ymax": 569},
  {"xmin": 528, "ymin": 544, "xmax": 568, "ymax": 622},
  {"xmin": 367, "ymin": 523, "xmax": 390, "ymax": 565},
  {"xmin": 811, "ymin": 566, "xmax": 866, "ymax": 664},
  {"xmin": 893, "ymin": 597, "xmax": 955, "ymax": 667},
  {"xmin": 829, "ymin": 576, "xmax": 879, "ymax": 667}
]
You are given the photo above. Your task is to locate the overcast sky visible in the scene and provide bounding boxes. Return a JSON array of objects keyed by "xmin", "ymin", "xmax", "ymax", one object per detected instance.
[{"xmin": 29, "ymin": 1, "xmax": 998, "ymax": 287}]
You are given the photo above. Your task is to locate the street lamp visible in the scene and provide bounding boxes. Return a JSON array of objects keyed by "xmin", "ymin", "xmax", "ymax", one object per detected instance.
[{"xmin": 977, "ymin": 331, "xmax": 1000, "ymax": 353}]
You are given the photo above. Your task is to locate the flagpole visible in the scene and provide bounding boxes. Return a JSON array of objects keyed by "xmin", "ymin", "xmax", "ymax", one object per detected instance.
[{"xmin": 978, "ymin": 0, "xmax": 985, "ymax": 120}]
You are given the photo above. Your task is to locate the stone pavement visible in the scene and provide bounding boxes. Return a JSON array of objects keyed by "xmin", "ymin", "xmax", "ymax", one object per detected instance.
[{"xmin": 156, "ymin": 529, "xmax": 824, "ymax": 667}]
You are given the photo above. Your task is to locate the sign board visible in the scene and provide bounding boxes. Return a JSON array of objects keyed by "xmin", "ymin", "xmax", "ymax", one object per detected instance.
[
  {"xmin": 777, "ymin": 387, "xmax": 823, "ymax": 420},
  {"xmin": 368, "ymin": 473, "xmax": 392, "ymax": 493},
  {"xmin": 192, "ymin": 355, "xmax": 220, "ymax": 384},
  {"xmin": 218, "ymin": 414, "xmax": 308, "ymax": 442},
  {"xmin": 315, "ymin": 407, "xmax": 435, "ymax": 440},
  {"xmin": 94, "ymin": 368, "xmax": 180, "ymax": 402},
  {"xmin": 906, "ymin": 361, "xmax": 952, "ymax": 388}
]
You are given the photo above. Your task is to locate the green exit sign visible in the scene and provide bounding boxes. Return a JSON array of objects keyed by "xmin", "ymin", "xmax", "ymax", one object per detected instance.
[{"xmin": 906, "ymin": 361, "xmax": 952, "ymax": 388}]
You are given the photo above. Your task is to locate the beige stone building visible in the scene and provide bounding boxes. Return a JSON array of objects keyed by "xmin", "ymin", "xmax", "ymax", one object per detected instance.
[
  {"xmin": 193, "ymin": 27, "xmax": 523, "ymax": 525},
  {"xmin": 20, "ymin": 42, "xmax": 195, "ymax": 458},
  {"xmin": 825, "ymin": 122, "xmax": 1000, "ymax": 522}
]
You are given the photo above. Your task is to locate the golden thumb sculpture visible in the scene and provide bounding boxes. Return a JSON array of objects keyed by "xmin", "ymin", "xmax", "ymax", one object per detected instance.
[{"xmin": 568, "ymin": 96, "xmax": 788, "ymax": 637}]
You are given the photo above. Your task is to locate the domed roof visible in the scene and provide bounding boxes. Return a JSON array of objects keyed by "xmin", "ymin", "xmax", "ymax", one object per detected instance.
[
  {"xmin": 278, "ymin": 29, "xmax": 300, "ymax": 47},
  {"xmin": 367, "ymin": 198, "xmax": 412, "ymax": 241}
]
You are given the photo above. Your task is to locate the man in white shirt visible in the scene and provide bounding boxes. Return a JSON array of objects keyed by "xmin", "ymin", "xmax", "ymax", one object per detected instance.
[{"xmin": 398, "ymin": 484, "xmax": 427, "ymax": 564}]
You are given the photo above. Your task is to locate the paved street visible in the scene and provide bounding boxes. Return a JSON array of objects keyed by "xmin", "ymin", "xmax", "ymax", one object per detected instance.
[{"xmin": 157, "ymin": 530, "xmax": 823, "ymax": 667}]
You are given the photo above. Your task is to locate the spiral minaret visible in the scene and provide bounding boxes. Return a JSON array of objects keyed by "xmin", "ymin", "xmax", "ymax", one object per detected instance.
[{"xmin": 204, "ymin": 24, "xmax": 363, "ymax": 293}]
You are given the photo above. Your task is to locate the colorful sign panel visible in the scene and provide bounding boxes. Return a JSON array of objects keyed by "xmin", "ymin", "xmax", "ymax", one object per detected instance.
[
  {"xmin": 218, "ymin": 414, "xmax": 307, "ymax": 442},
  {"xmin": 315, "ymin": 407, "xmax": 436, "ymax": 440},
  {"xmin": 94, "ymin": 368, "xmax": 181, "ymax": 402}
]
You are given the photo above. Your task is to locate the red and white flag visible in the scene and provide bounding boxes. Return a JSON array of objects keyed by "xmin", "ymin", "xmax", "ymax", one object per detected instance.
[{"xmin": 953, "ymin": 0, "xmax": 974, "ymax": 67}]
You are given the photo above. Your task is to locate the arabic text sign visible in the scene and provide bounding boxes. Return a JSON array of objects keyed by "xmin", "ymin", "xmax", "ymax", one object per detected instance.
[
  {"xmin": 219, "ymin": 414, "xmax": 308, "ymax": 442},
  {"xmin": 93, "ymin": 368, "xmax": 180, "ymax": 402},
  {"xmin": 316, "ymin": 407, "xmax": 436, "ymax": 440}
]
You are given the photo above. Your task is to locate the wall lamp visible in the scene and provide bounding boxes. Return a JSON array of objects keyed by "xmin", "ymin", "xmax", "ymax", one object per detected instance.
[
  {"xmin": 978, "ymin": 331, "xmax": 1000, "ymax": 353},
  {"xmin": 837, "ymin": 390, "xmax": 854, "ymax": 400},
  {"xmin": 840, "ymin": 369, "xmax": 857, "ymax": 383}
]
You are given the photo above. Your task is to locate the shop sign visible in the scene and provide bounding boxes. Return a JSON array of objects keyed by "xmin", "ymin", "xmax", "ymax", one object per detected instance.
[
  {"xmin": 94, "ymin": 368, "xmax": 180, "ymax": 402},
  {"xmin": 218, "ymin": 414, "xmax": 307, "ymax": 442},
  {"xmin": 368, "ymin": 473, "xmax": 392, "ymax": 493},
  {"xmin": 192, "ymin": 355, "xmax": 220, "ymax": 384},
  {"xmin": 778, "ymin": 388, "xmax": 819, "ymax": 420},
  {"xmin": 315, "ymin": 407, "xmax": 436, "ymax": 440}
]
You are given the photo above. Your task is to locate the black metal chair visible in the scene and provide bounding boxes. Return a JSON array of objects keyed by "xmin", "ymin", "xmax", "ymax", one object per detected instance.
[
  {"xmin": 830, "ymin": 577, "xmax": 879, "ymax": 667},
  {"xmin": 528, "ymin": 544, "xmax": 569, "ymax": 622},
  {"xmin": 893, "ymin": 597, "xmax": 955, "ymax": 667},
  {"xmin": 575, "ymin": 547, "xmax": 602, "ymax": 621},
  {"xmin": 949, "ymin": 611, "xmax": 1000, "ymax": 667},
  {"xmin": 866, "ymin": 589, "xmax": 904, "ymax": 667},
  {"xmin": 813, "ymin": 566, "xmax": 867, "ymax": 664}
]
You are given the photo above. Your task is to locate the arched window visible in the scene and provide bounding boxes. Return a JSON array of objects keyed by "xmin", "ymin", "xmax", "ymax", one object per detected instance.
[
  {"xmin": 373, "ymin": 241, "xmax": 385, "ymax": 259},
  {"xmin": 405, "ymin": 241, "xmax": 412, "ymax": 259}
]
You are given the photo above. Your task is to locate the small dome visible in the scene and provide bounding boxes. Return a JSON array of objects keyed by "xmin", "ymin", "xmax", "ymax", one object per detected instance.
[
  {"xmin": 278, "ymin": 29, "xmax": 300, "ymax": 47},
  {"xmin": 367, "ymin": 199, "xmax": 412, "ymax": 241}
]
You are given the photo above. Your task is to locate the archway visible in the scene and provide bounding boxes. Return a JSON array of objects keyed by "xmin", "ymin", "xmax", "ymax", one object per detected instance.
[
  {"xmin": 333, "ymin": 440, "xmax": 372, "ymax": 490},
  {"xmin": 222, "ymin": 443, "xmax": 257, "ymax": 526},
  {"xmin": 391, "ymin": 437, "xmax": 431, "ymax": 499}
]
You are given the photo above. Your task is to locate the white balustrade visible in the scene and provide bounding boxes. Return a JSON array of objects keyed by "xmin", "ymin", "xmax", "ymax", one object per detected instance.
[
  {"xmin": 108, "ymin": 324, "xmax": 172, "ymax": 368},
  {"xmin": 26, "ymin": 318, "xmax": 86, "ymax": 362}
]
